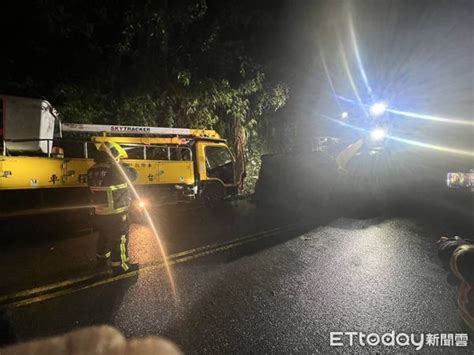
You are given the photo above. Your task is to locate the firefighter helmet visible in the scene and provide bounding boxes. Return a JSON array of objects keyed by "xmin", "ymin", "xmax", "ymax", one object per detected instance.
[{"xmin": 96, "ymin": 142, "xmax": 128, "ymax": 161}]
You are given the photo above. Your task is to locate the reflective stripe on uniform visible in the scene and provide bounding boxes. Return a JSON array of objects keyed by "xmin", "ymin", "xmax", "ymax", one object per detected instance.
[
  {"xmin": 95, "ymin": 206, "xmax": 128, "ymax": 215},
  {"xmin": 91, "ymin": 182, "xmax": 129, "ymax": 215},
  {"xmin": 97, "ymin": 251, "xmax": 111, "ymax": 259},
  {"xmin": 120, "ymin": 235, "xmax": 129, "ymax": 271},
  {"xmin": 109, "ymin": 183, "xmax": 128, "ymax": 191},
  {"xmin": 90, "ymin": 183, "xmax": 128, "ymax": 192}
]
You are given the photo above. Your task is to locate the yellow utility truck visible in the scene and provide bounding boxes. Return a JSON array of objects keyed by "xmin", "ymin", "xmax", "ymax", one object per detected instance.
[{"xmin": 0, "ymin": 96, "xmax": 243, "ymax": 213}]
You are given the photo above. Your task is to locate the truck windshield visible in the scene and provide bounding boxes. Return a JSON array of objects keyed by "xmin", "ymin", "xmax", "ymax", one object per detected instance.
[{"xmin": 205, "ymin": 146, "xmax": 235, "ymax": 184}]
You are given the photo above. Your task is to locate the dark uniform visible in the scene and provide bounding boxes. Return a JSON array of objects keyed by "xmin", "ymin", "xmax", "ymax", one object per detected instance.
[{"xmin": 87, "ymin": 151, "xmax": 138, "ymax": 273}]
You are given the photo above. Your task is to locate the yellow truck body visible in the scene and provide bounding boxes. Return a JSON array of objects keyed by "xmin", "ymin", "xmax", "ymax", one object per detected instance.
[
  {"xmin": 0, "ymin": 141, "xmax": 239, "ymax": 215},
  {"xmin": 0, "ymin": 96, "xmax": 242, "ymax": 212}
]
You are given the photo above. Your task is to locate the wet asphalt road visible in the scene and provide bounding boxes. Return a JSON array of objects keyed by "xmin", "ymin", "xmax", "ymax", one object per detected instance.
[
  {"xmin": 3, "ymin": 212, "xmax": 474, "ymax": 353},
  {"xmin": 0, "ymin": 199, "xmax": 304, "ymax": 295}
]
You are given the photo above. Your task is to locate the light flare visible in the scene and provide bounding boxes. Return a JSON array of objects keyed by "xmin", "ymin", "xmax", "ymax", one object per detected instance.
[
  {"xmin": 371, "ymin": 128, "xmax": 386, "ymax": 141},
  {"xmin": 319, "ymin": 113, "xmax": 474, "ymax": 157},
  {"xmin": 103, "ymin": 145, "xmax": 177, "ymax": 298},
  {"xmin": 384, "ymin": 134, "xmax": 474, "ymax": 157},
  {"xmin": 370, "ymin": 102, "xmax": 388, "ymax": 116},
  {"xmin": 320, "ymin": 49, "xmax": 342, "ymax": 111},
  {"xmin": 338, "ymin": 39, "xmax": 368, "ymax": 117},
  {"xmin": 348, "ymin": 11, "xmax": 373, "ymax": 97},
  {"xmin": 387, "ymin": 108, "xmax": 474, "ymax": 126},
  {"xmin": 336, "ymin": 94, "xmax": 473, "ymax": 126}
]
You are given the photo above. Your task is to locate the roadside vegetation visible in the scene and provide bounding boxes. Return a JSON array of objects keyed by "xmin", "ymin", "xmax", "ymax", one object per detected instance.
[{"xmin": 2, "ymin": 0, "xmax": 289, "ymax": 193}]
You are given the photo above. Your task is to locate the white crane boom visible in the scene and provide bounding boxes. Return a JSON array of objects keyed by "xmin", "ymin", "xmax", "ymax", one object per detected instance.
[{"xmin": 61, "ymin": 123, "xmax": 220, "ymax": 138}]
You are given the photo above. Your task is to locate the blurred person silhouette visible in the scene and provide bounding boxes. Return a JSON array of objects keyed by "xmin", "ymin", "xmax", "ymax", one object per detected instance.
[{"xmin": 438, "ymin": 236, "xmax": 474, "ymax": 330}]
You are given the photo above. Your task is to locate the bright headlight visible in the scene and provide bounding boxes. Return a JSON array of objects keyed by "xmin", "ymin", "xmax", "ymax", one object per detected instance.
[
  {"xmin": 371, "ymin": 128, "xmax": 386, "ymax": 141},
  {"xmin": 370, "ymin": 102, "xmax": 387, "ymax": 116}
]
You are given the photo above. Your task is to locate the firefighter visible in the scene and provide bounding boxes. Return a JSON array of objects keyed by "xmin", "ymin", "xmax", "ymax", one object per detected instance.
[{"xmin": 87, "ymin": 142, "xmax": 139, "ymax": 276}]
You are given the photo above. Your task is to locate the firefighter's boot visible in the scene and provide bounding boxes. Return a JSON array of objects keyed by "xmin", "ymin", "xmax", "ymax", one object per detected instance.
[
  {"xmin": 111, "ymin": 262, "xmax": 140, "ymax": 277},
  {"xmin": 96, "ymin": 254, "xmax": 113, "ymax": 278}
]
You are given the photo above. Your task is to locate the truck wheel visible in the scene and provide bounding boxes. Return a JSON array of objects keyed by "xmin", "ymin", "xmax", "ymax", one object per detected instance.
[{"xmin": 202, "ymin": 183, "xmax": 225, "ymax": 207}]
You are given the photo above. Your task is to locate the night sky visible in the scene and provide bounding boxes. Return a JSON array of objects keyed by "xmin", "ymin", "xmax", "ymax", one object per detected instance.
[{"xmin": 1, "ymin": 0, "xmax": 473, "ymax": 157}]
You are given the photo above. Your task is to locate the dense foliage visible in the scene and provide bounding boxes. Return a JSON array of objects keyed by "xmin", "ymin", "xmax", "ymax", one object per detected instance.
[{"xmin": 2, "ymin": 0, "xmax": 289, "ymax": 192}]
